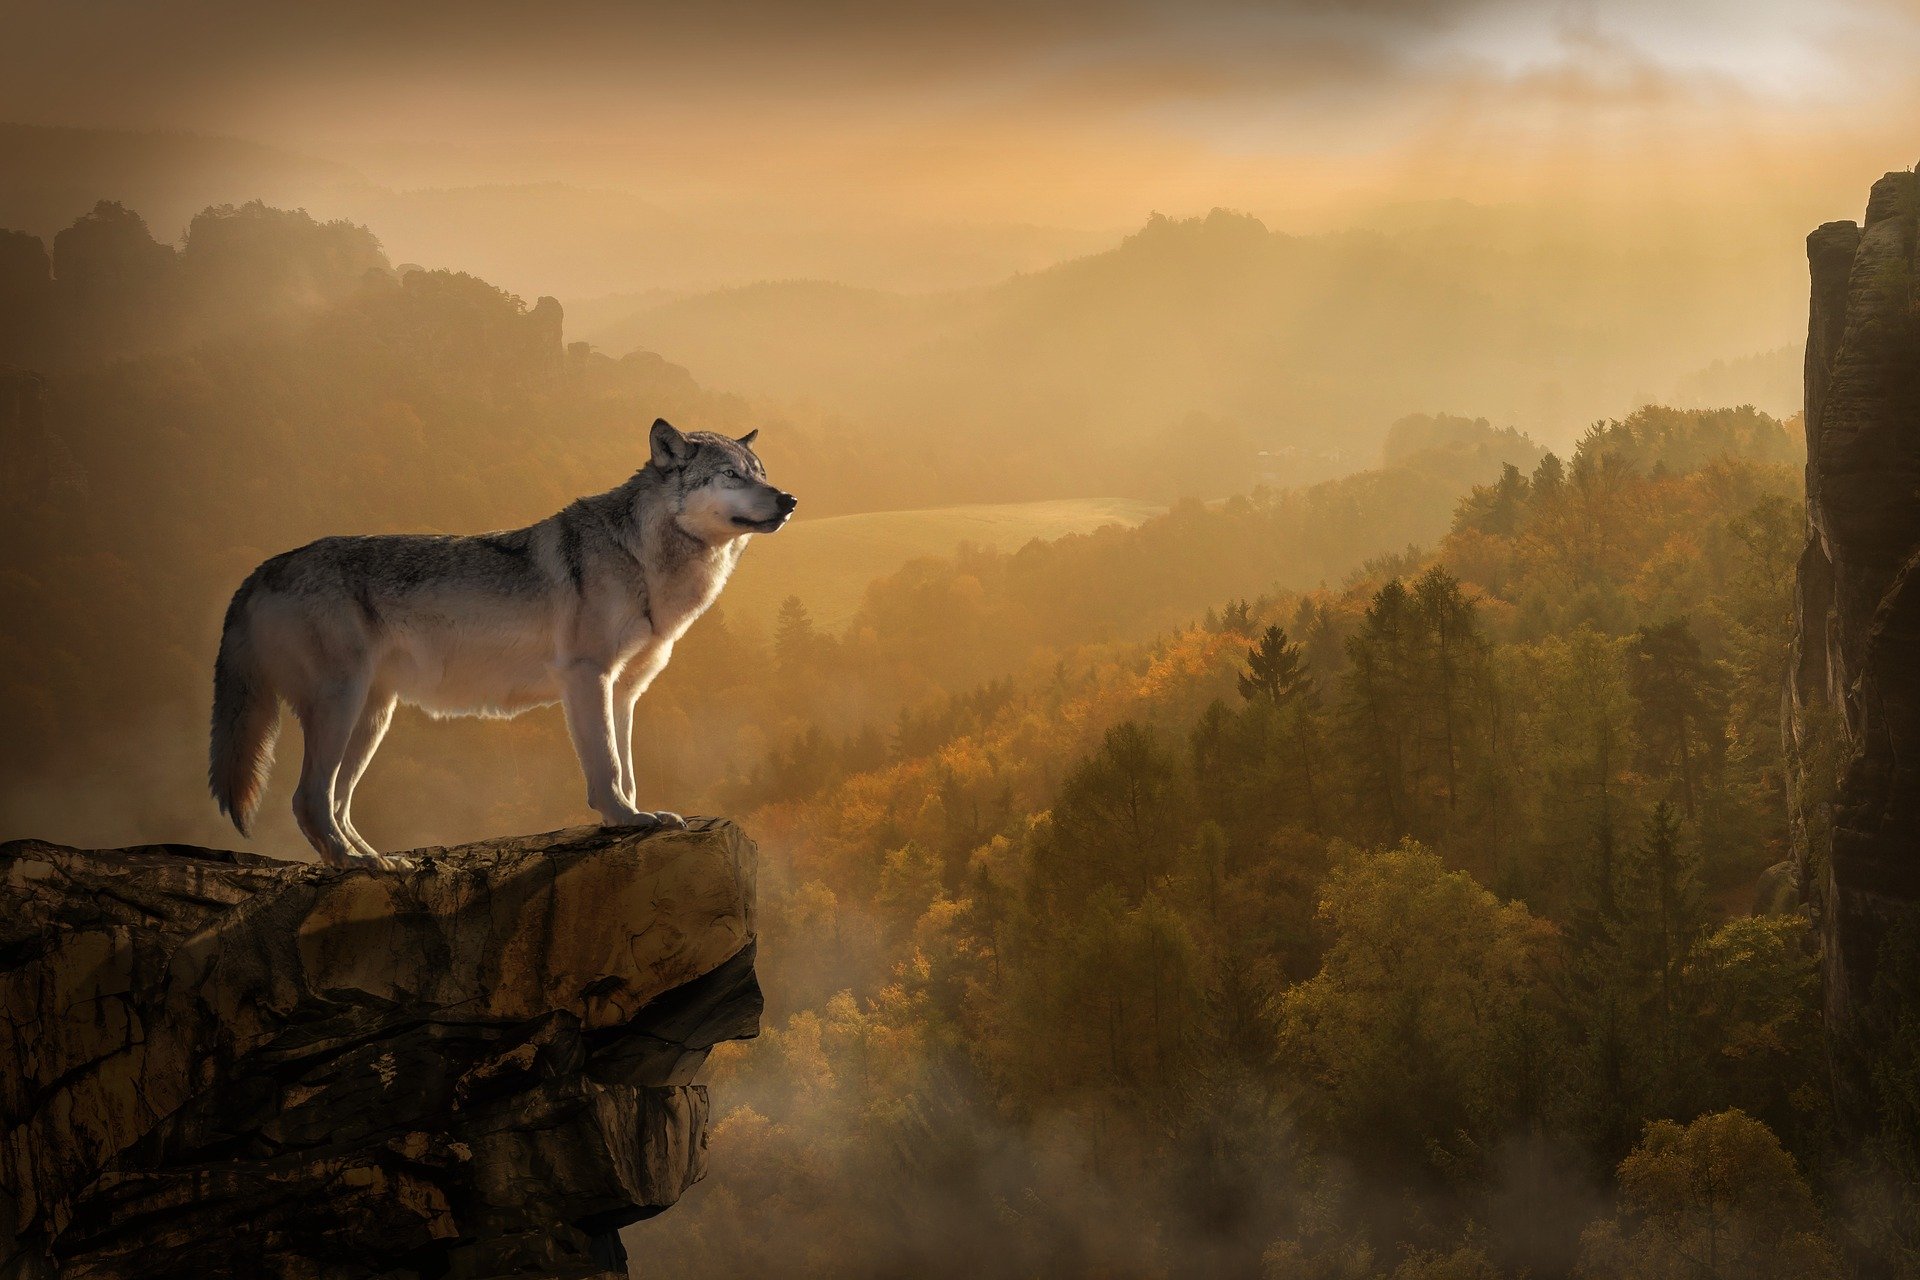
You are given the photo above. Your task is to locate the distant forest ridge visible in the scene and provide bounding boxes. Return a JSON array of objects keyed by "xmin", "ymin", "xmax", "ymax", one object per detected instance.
[
  {"xmin": 0, "ymin": 190, "xmax": 1802, "ymax": 868},
  {"xmin": 0, "ymin": 195, "xmax": 1801, "ymax": 516}
]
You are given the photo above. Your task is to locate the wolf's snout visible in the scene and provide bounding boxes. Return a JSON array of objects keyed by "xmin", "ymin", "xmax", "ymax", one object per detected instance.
[{"xmin": 775, "ymin": 491, "xmax": 798, "ymax": 516}]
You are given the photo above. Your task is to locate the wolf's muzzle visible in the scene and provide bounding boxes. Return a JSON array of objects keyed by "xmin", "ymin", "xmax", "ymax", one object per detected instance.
[{"xmin": 734, "ymin": 491, "xmax": 797, "ymax": 533}]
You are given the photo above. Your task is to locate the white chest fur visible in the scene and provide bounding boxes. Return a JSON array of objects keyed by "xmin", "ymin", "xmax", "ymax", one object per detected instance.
[
  {"xmin": 610, "ymin": 537, "xmax": 742, "ymax": 697},
  {"xmin": 648, "ymin": 536, "xmax": 744, "ymax": 640}
]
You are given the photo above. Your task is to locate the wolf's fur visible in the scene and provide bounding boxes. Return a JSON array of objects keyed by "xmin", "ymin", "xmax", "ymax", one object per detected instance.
[{"xmin": 209, "ymin": 419, "xmax": 794, "ymax": 866}]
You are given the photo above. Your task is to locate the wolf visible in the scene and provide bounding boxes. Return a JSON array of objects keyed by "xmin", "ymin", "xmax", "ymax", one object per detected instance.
[{"xmin": 208, "ymin": 418, "xmax": 795, "ymax": 867}]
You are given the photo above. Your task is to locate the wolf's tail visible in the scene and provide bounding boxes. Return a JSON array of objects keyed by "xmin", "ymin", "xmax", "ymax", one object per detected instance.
[{"xmin": 209, "ymin": 575, "xmax": 281, "ymax": 837}]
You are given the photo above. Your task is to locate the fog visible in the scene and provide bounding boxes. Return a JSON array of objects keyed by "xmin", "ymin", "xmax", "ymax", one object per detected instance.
[
  {"xmin": 2, "ymin": 3, "xmax": 1914, "ymax": 1276},
  {"xmin": 5, "ymin": 0, "xmax": 1916, "ymax": 306}
]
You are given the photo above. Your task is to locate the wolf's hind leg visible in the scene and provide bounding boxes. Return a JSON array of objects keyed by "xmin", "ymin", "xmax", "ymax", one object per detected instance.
[
  {"xmin": 292, "ymin": 677, "xmax": 370, "ymax": 868},
  {"xmin": 334, "ymin": 693, "xmax": 396, "ymax": 860}
]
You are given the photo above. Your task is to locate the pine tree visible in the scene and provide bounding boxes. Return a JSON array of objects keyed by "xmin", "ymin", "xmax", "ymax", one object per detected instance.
[
  {"xmin": 1237, "ymin": 624, "xmax": 1314, "ymax": 706},
  {"xmin": 774, "ymin": 594, "xmax": 818, "ymax": 677},
  {"xmin": 1238, "ymin": 624, "xmax": 1323, "ymax": 832},
  {"xmin": 1413, "ymin": 567, "xmax": 1481, "ymax": 813},
  {"xmin": 1344, "ymin": 580, "xmax": 1417, "ymax": 836},
  {"xmin": 1628, "ymin": 618, "xmax": 1730, "ymax": 821}
]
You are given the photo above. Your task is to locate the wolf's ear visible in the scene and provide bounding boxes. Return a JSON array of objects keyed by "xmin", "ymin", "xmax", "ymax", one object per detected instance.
[
  {"xmin": 650, "ymin": 418, "xmax": 695, "ymax": 470},
  {"xmin": 737, "ymin": 429, "xmax": 759, "ymax": 447}
]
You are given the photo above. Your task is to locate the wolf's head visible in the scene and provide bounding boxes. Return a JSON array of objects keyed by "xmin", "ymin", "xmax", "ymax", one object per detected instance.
[{"xmin": 649, "ymin": 418, "xmax": 797, "ymax": 543}]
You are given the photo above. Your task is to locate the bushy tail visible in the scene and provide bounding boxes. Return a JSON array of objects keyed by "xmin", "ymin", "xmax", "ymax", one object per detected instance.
[{"xmin": 209, "ymin": 577, "xmax": 280, "ymax": 836}]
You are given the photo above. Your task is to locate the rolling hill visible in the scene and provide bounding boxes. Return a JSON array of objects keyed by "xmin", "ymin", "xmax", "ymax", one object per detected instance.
[
  {"xmin": 585, "ymin": 207, "xmax": 1805, "ymax": 453},
  {"xmin": 722, "ymin": 497, "xmax": 1166, "ymax": 630}
]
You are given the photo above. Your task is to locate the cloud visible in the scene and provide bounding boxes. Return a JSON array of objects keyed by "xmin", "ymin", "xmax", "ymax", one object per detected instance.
[{"xmin": 2, "ymin": 0, "xmax": 1913, "ymax": 232}]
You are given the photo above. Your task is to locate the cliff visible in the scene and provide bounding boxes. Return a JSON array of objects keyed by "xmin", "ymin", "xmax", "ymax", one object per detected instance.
[
  {"xmin": 0, "ymin": 821, "xmax": 761, "ymax": 1279},
  {"xmin": 1789, "ymin": 168, "xmax": 1920, "ymax": 1122}
]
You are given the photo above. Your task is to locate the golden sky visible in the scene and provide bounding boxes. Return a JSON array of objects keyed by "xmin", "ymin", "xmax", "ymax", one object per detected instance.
[{"xmin": 5, "ymin": 0, "xmax": 1914, "ymax": 237}]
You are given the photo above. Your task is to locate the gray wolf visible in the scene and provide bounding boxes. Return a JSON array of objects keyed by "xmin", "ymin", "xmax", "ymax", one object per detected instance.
[{"xmin": 208, "ymin": 419, "xmax": 795, "ymax": 867}]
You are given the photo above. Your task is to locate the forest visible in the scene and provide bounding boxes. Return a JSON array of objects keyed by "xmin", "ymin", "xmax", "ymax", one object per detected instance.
[
  {"xmin": 0, "ymin": 195, "xmax": 1909, "ymax": 1279},
  {"xmin": 643, "ymin": 404, "xmax": 1867, "ymax": 1279}
]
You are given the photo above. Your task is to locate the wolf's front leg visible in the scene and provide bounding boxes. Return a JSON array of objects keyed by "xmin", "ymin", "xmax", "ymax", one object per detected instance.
[
  {"xmin": 612, "ymin": 689, "xmax": 638, "ymax": 810},
  {"xmin": 608, "ymin": 667, "xmax": 685, "ymax": 832},
  {"xmin": 560, "ymin": 662, "xmax": 651, "ymax": 826}
]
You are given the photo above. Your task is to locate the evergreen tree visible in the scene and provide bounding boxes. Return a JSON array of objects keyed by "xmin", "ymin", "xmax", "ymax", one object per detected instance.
[
  {"xmin": 1614, "ymin": 801, "xmax": 1703, "ymax": 1033},
  {"xmin": 1040, "ymin": 721, "xmax": 1190, "ymax": 904},
  {"xmin": 1217, "ymin": 598, "xmax": 1255, "ymax": 635},
  {"xmin": 1628, "ymin": 618, "xmax": 1729, "ymax": 821},
  {"xmin": 1455, "ymin": 461, "xmax": 1531, "ymax": 536},
  {"xmin": 1530, "ymin": 450, "xmax": 1566, "ymax": 498},
  {"xmin": 1293, "ymin": 595, "xmax": 1346, "ymax": 689},
  {"xmin": 1342, "ymin": 571, "xmax": 1490, "ymax": 841},
  {"xmin": 774, "ymin": 594, "xmax": 820, "ymax": 676},
  {"xmin": 1413, "ymin": 566, "xmax": 1482, "ymax": 813},
  {"xmin": 1344, "ymin": 578, "xmax": 1418, "ymax": 836},
  {"xmin": 1238, "ymin": 624, "xmax": 1315, "ymax": 707}
]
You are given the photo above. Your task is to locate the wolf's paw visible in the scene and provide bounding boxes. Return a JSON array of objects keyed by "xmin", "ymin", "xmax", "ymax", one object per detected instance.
[
  {"xmin": 608, "ymin": 810, "xmax": 686, "ymax": 833},
  {"xmin": 348, "ymin": 851, "xmax": 416, "ymax": 871}
]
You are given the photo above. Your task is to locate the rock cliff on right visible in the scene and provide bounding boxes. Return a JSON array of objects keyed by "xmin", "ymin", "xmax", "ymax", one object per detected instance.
[{"xmin": 1790, "ymin": 167, "xmax": 1920, "ymax": 1127}]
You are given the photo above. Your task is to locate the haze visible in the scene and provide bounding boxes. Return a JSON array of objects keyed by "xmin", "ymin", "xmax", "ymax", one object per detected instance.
[
  {"xmin": 7, "ymin": 6, "xmax": 1920, "ymax": 1273},
  {"xmin": 4, "ymin": 0, "xmax": 1916, "ymax": 303}
]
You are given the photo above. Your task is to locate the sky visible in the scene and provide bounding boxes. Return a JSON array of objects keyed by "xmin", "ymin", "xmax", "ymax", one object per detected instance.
[{"xmin": 4, "ymin": 0, "xmax": 1915, "ymax": 238}]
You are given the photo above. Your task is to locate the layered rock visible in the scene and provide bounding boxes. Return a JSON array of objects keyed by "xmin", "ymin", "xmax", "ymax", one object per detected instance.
[
  {"xmin": 0, "ymin": 820, "xmax": 761, "ymax": 1279},
  {"xmin": 1788, "ymin": 168, "xmax": 1920, "ymax": 1120}
]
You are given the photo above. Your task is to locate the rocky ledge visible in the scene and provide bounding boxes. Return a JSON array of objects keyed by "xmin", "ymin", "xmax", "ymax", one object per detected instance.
[{"xmin": 0, "ymin": 820, "xmax": 761, "ymax": 1279}]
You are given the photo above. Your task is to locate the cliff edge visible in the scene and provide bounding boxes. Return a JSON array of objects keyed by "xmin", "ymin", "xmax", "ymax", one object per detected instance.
[
  {"xmin": 0, "ymin": 820, "xmax": 762, "ymax": 1279},
  {"xmin": 1790, "ymin": 168, "xmax": 1920, "ymax": 1124}
]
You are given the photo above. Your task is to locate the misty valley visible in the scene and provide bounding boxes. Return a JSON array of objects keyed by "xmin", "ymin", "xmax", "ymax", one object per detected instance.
[{"xmin": 2, "ymin": 98, "xmax": 1919, "ymax": 1280}]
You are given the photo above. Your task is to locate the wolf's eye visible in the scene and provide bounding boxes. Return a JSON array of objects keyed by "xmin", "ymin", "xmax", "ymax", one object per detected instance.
[{"xmin": 720, "ymin": 467, "xmax": 741, "ymax": 481}]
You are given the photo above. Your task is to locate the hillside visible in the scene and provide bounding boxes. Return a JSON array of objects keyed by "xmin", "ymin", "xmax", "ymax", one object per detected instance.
[
  {"xmin": 0, "ymin": 123, "xmax": 1102, "ymax": 299},
  {"xmin": 724, "ymin": 498, "xmax": 1165, "ymax": 629},
  {"xmin": 587, "ymin": 207, "xmax": 1804, "ymax": 451},
  {"xmin": 0, "ymin": 195, "xmax": 1782, "ymax": 881},
  {"xmin": 643, "ymin": 401, "xmax": 1816, "ymax": 1279},
  {"xmin": 0, "ymin": 123, "xmax": 370, "ymax": 243}
]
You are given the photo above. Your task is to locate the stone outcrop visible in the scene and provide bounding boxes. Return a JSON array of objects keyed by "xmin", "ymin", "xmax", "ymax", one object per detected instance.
[
  {"xmin": 1788, "ymin": 168, "xmax": 1920, "ymax": 1121},
  {"xmin": 0, "ymin": 821, "xmax": 761, "ymax": 1279}
]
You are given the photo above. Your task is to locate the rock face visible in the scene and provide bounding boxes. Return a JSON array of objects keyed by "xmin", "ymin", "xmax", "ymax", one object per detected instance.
[
  {"xmin": 1789, "ymin": 168, "xmax": 1920, "ymax": 1121},
  {"xmin": 0, "ymin": 821, "xmax": 761, "ymax": 1279}
]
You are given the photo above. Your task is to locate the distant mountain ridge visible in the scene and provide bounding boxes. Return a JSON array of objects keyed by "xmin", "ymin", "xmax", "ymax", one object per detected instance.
[
  {"xmin": 0, "ymin": 122, "xmax": 372, "ymax": 242},
  {"xmin": 586, "ymin": 206, "xmax": 1801, "ymax": 453},
  {"xmin": 0, "ymin": 122, "xmax": 1104, "ymax": 298}
]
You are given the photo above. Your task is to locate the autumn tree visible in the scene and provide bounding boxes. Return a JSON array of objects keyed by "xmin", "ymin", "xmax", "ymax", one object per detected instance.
[
  {"xmin": 1576, "ymin": 1110, "xmax": 1839, "ymax": 1280},
  {"xmin": 1034, "ymin": 720, "xmax": 1191, "ymax": 905},
  {"xmin": 1455, "ymin": 462, "xmax": 1532, "ymax": 538},
  {"xmin": 1506, "ymin": 627, "xmax": 1633, "ymax": 913},
  {"xmin": 1342, "ymin": 570, "xmax": 1491, "ymax": 841},
  {"xmin": 1277, "ymin": 842, "xmax": 1550, "ymax": 1178},
  {"xmin": 1689, "ymin": 915, "xmax": 1823, "ymax": 1148}
]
